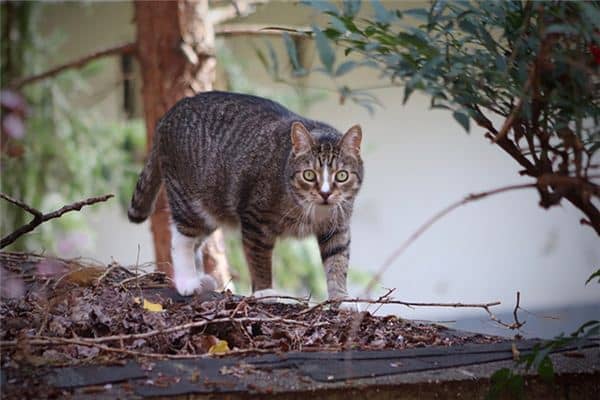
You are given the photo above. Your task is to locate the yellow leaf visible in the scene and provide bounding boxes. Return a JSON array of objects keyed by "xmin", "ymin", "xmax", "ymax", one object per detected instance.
[
  {"xmin": 134, "ymin": 297, "xmax": 163, "ymax": 312},
  {"xmin": 143, "ymin": 299, "xmax": 163, "ymax": 312},
  {"xmin": 208, "ymin": 340, "xmax": 230, "ymax": 354}
]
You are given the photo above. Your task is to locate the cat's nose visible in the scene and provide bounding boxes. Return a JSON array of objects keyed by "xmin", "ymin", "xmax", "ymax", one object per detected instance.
[{"xmin": 319, "ymin": 191, "xmax": 331, "ymax": 202}]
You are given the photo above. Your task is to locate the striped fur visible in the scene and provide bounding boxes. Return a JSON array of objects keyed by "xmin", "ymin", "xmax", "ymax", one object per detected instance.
[{"xmin": 128, "ymin": 91, "xmax": 363, "ymax": 298}]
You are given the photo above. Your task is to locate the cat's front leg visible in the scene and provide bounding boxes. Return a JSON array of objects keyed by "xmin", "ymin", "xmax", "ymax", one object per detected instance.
[
  {"xmin": 170, "ymin": 224, "xmax": 217, "ymax": 296},
  {"xmin": 240, "ymin": 219, "xmax": 276, "ymax": 298},
  {"xmin": 317, "ymin": 227, "xmax": 351, "ymax": 300}
]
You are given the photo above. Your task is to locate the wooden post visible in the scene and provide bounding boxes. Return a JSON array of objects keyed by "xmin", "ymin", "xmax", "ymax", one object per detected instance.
[{"xmin": 134, "ymin": 0, "xmax": 230, "ymax": 285}]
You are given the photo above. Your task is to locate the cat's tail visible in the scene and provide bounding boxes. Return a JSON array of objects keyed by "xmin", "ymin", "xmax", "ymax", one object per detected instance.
[{"xmin": 128, "ymin": 139, "xmax": 162, "ymax": 223}]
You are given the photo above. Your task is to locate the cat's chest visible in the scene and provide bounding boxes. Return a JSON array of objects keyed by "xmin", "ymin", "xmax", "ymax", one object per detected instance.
[{"xmin": 277, "ymin": 206, "xmax": 335, "ymax": 238}]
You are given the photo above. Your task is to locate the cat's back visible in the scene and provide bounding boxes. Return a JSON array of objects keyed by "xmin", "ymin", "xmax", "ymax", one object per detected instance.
[
  {"xmin": 157, "ymin": 91, "xmax": 296, "ymax": 139},
  {"xmin": 193, "ymin": 91, "xmax": 295, "ymax": 117}
]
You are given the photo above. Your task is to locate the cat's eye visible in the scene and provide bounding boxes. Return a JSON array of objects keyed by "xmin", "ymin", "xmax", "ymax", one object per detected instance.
[
  {"xmin": 335, "ymin": 170, "xmax": 349, "ymax": 182},
  {"xmin": 302, "ymin": 170, "xmax": 316, "ymax": 182}
]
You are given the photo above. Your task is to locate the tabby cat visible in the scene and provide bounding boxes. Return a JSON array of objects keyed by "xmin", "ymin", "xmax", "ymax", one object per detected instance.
[{"xmin": 128, "ymin": 91, "xmax": 363, "ymax": 301}]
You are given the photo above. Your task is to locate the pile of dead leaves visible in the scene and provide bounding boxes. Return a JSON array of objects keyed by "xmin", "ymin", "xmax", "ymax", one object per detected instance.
[{"xmin": 0, "ymin": 252, "xmax": 501, "ymax": 368}]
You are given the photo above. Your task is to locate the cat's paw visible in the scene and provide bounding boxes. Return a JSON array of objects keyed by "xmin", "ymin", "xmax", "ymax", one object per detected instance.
[
  {"xmin": 222, "ymin": 280, "xmax": 236, "ymax": 293},
  {"xmin": 329, "ymin": 296, "xmax": 361, "ymax": 312},
  {"xmin": 338, "ymin": 301, "xmax": 361, "ymax": 312},
  {"xmin": 174, "ymin": 273, "xmax": 217, "ymax": 296},
  {"xmin": 251, "ymin": 288, "xmax": 280, "ymax": 302}
]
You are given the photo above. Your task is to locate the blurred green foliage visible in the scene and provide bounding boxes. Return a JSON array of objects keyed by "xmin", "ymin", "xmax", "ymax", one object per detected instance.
[{"xmin": 1, "ymin": 3, "xmax": 145, "ymax": 253}]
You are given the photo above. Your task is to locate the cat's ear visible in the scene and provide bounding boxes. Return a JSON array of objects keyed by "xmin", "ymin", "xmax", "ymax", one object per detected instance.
[
  {"xmin": 341, "ymin": 124, "xmax": 362, "ymax": 155},
  {"xmin": 291, "ymin": 122, "xmax": 315, "ymax": 155}
]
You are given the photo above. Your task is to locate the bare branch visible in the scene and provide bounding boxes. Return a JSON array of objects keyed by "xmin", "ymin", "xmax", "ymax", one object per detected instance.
[
  {"xmin": 298, "ymin": 297, "xmax": 502, "ymax": 316},
  {"xmin": 10, "ymin": 42, "xmax": 136, "ymax": 89},
  {"xmin": 0, "ymin": 193, "xmax": 114, "ymax": 249},
  {"xmin": 216, "ymin": 24, "xmax": 312, "ymax": 37},
  {"xmin": 209, "ymin": 0, "xmax": 269, "ymax": 25},
  {"xmin": 0, "ymin": 335, "xmax": 279, "ymax": 359},
  {"xmin": 483, "ymin": 291, "xmax": 525, "ymax": 330},
  {"xmin": 0, "ymin": 316, "xmax": 325, "ymax": 349},
  {"xmin": 364, "ymin": 183, "xmax": 538, "ymax": 296},
  {"xmin": 493, "ymin": 67, "xmax": 534, "ymax": 143}
]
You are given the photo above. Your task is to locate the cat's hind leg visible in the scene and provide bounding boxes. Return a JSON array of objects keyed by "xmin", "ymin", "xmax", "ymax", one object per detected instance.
[
  {"xmin": 166, "ymin": 181, "xmax": 218, "ymax": 296},
  {"xmin": 170, "ymin": 224, "xmax": 217, "ymax": 296},
  {"xmin": 240, "ymin": 215, "xmax": 276, "ymax": 299}
]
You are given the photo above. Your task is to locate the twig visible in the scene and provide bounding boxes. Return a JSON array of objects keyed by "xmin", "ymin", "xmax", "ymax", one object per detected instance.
[
  {"xmin": 247, "ymin": 294, "xmax": 311, "ymax": 304},
  {"xmin": 364, "ymin": 183, "xmax": 537, "ymax": 296},
  {"xmin": 0, "ymin": 193, "xmax": 114, "ymax": 249},
  {"xmin": 208, "ymin": 0, "xmax": 269, "ymax": 25},
  {"xmin": 483, "ymin": 291, "xmax": 525, "ymax": 330},
  {"xmin": 0, "ymin": 316, "xmax": 325, "ymax": 348},
  {"xmin": 298, "ymin": 297, "xmax": 502, "ymax": 316},
  {"xmin": 96, "ymin": 263, "xmax": 135, "ymax": 284},
  {"xmin": 52, "ymin": 266, "xmax": 88, "ymax": 290},
  {"xmin": 493, "ymin": 67, "xmax": 534, "ymax": 143},
  {"xmin": 0, "ymin": 335, "xmax": 279, "ymax": 359},
  {"xmin": 1, "ymin": 336, "xmax": 208, "ymax": 359},
  {"xmin": 371, "ymin": 287, "xmax": 396, "ymax": 314},
  {"xmin": 10, "ymin": 43, "xmax": 136, "ymax": 89},
  {"xmin": 118, "ymin": 271, "xmax": 166, "ymax": 287},
  {"xmin": 216, "ymin": 24, "xmax": 311, "ymax": 37}
]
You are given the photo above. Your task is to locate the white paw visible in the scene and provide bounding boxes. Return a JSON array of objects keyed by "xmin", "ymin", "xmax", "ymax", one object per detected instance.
[
  {"xmin": 329, "ymin": 295, "xmax": 361, "ymax": 312},
  {"xmin": 251, "ymin": 288, "xmax": 280, "ymax": 302},
  {"xmin": 222, "ymin": 280, "xmax": 236, "ymax": 293},
  {"xmin": 338, "ymin": 301, "xmax": 361, "ymax": 312},
  {"xmin": 174, "ymin": 273, "xmax": 217, "ymax": 296}
]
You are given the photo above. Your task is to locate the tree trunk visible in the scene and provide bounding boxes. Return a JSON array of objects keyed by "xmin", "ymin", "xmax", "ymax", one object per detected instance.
[{"xmin": 134, "ymin": 0, "xmax": 230, "ymax": 286}]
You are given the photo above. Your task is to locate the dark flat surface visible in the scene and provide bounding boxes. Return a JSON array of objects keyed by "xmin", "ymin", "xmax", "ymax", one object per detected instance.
[
  {"xmin": 47, "ymin": 362, "xmax": 147, "ymax": 389},
  {"xmin": 40, "ymin": 338, "xmax": 598, "ymax": 397}
]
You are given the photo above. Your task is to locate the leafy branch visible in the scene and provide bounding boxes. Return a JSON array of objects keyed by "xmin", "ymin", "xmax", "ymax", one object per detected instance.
[
  {"xmin": 260, "ymin": 0, "xmax": 600, "ymax": 234},
  {"xmin": 487, "ymin": 268, "xmax": 600, "ymax": 399}
]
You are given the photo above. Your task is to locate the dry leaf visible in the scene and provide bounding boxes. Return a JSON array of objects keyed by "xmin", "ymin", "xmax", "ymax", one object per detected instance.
[
  {"xmin": 134, "ymin": 297, "xmax": 163, "ymax": 312},
  {"xmin": 208, "ymin": 340, "xmax": 230, "ymax": 354}
]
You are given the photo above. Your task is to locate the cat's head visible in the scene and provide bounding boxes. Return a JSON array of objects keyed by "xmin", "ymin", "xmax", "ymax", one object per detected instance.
[{"xmin": 287, "ymin": 121, "xmax": 363, "ymax": 210}]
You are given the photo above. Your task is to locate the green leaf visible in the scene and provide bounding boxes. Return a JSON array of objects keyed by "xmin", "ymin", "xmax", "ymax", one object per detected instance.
[
  {"xmin": 313, "ymin": 25, "xmax": 336, "ymax": 73},
  {"xmin": 282, "ymin": 33, "xmax": 306, "ymax": 76},
  {"xmin": 323, "ymin": 28, "xmax": 341, "ymax": 39},
  {"xmin": 302, "ymin": 0, "xmax": 338, "ymax": 15},
  {"xmin": 580, "ymin": 2, "xmax": 600, "ymax": 29},
  {"xmin": 342, "ymin": 0, "xmax": 361, "ymax": 17},
  {"xmin": 404, "ymin": 8, "xmax": 429, "ymax": 22},
  {"xmin": 585, "ymin": 268, "xmax": 600, "ymax": 285},
  {"xmin": 572, "ymin": 320, "xmax": 600, "ymax": 337},
  {"xmin": 453, "ymin": 110, "xmax": 470, "ymax": 133},
  {"xmin": 329, "ymin": 15, "xmax": 347, "ymax": 33},
  {"xmin": 545, "ymin": 24, "xmax": 579, "ymax": 35},
  {"xmin": 538, "ymin": 356, "xmax": 554, "ymax": 382},
  {"xmin": 371, "ymin": 0, "xmax": 392, "ymax": 24},
  {"xmin": 265, "ymin": 41, "xmax": 279, "ymax": 79},
  {"xmin": 335, "ymin": 61, "xmax": 358, "ymax": 76},
  {"xmin": 253, "ymin": 46, "xmax": 269, "ymax": 73},
  {"xmin": 487, "ymin": 368, "xmax": 524, "ymax": 400},
  {"xmin": 403, "ymin": 81, "xmax": 415, "ymax": 105},
  {"xmin": 531, "ymin": 345, "xmax": 553, "ymax": 370},
  {"xmin": 459, "ymin": 18, "xmax": 478, "ymax": 36}
]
